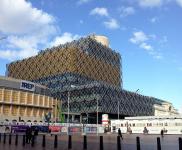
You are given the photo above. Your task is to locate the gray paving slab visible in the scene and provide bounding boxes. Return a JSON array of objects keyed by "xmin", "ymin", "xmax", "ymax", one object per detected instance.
[{"xmin": 0, "ymin": 133, "xmax": 181, "ymax": 150}]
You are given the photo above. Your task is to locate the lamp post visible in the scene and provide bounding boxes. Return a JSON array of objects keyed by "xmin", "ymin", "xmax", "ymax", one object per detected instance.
[
  {"xmin": 67, "ymin": 90, "xmax": 70, "ymax": 135},
  {"xmin": 97, "ymin": 98, "xmax": 98, "ymax": 136},
  {"xmin": 118, "ymin": 100, "xmax": 119, "ymax": 120},
  {"xmin": 52, "ymin": 104, "xmax": 55, "ymax": 122},
  {"xmin": 67, "ymin": 85, "xmax": 76, "ymax": 135}
]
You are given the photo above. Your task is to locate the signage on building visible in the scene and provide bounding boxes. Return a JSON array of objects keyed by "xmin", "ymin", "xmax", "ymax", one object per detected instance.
[
  {"xmin": 102, "ymin": 114, "xmax": 109, "ymax": 125},
  {"xmin": 20, "ymin": 80, "xmax": 35, "ymax": 92}
]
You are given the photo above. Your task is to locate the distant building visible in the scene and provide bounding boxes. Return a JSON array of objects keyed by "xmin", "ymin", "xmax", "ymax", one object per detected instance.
[
  {"xmin": 154, "ymin": 102, "xmax": 178, "ymax": 116},
  {"xmin": 0, "ymin": 76, "xmax": 58, "ymax": 122},
  {"xmin": 6, "ymin": 35, "xmax": 178, "ymax": 123}
]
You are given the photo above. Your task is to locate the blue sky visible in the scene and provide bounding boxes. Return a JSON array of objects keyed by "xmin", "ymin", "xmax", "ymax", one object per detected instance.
[{"xmin": 0, "ymin": 0, "xmax": 182, "ymax": 112}]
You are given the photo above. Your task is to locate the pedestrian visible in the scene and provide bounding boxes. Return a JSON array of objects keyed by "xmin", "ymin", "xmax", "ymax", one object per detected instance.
[
  {"xmin": 26, "ymin": 127, "xmax": 29, "ymax": 144},
  {"xmin": 29, "ymin": 127, "xmax": 32, "ymax": 143},
  {"xmin": 143, "ymin": 127, "xmax": 148, "ymax": 134},
  {"xmin": 118, "ymin": 128, "xmax": 123, "ymax": 140},
  {"xmin": 161, "ymin": 129, "xmax": 164, "ymax": 138},
  {"xmin": 34, "ymin": 127, "xmax": 39, "ymax": 141},
  {"xmin": 34, "ymin": 127, "xmax": 39, "ymax": 136},
  {"xmin": 26, "ymin": 127, "xmax": 32, "ymax": 144}
]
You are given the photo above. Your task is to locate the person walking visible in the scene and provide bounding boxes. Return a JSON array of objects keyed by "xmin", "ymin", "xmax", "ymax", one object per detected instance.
[
  {"xmin": 27, "ymin": 127, "xmax": 32, "ymax": 144},
  {"xmin": 118, "ymin": 128, "xmax": 123, "ymax": 140},
  {"xmin": 161, "ymin": 129, "xmax": 164, "ymax": 138},
  {"xmin": 26, "ymin": 127, "xmax": 29, "ymax": 144},
  {"xmin": 34, "ymin": 127, "xmax": 39, "ymax": 141}
]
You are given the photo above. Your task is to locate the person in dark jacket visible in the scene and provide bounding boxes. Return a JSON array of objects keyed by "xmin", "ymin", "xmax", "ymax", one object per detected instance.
[
  {"xmin": 161, "ymin": 129, "xmax": 164, "ymax": 138},
  {"xmin": 26, "ymin": 127, "xmax": 32, "ymax": 144},
  {"xmin": 34, "ymin": 127, "xmax": 39, "ymax": 136},
  {"xmin": 26, "ymin": 127, "xmax": 29, "ymax": 143},
  {"xmin": 34, "ymin": 127, "xmax": 39, "ymax": 141},
  {"xmin": 118, "ymin": 128, "xmax": 123, "ymax": 140}
]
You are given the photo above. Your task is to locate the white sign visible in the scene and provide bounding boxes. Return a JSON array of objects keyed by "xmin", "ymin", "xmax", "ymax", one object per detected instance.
[
  {"xmin": 20, "ymin": 80, "xmax": 35, "ymax": 92},
  {"xmin": 102, "ymin": 114, "xmax": 109, "ymax": 125}
]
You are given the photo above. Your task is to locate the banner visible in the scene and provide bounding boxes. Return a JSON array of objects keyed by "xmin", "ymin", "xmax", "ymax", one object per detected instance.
[{"xmin": 49, "ymin": 126, "xmax": 62, "ymax": 132}]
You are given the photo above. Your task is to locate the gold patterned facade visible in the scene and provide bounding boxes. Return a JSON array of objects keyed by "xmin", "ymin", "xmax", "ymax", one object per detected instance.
[{"xmin": 7, "ymin": 38, "xmax": 121, "ymax": 88}]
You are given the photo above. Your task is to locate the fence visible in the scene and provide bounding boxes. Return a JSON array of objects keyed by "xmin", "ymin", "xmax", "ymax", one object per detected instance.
[{"xmin": 0, "ymin": 123, "xmax": 105, "ymax": 134}]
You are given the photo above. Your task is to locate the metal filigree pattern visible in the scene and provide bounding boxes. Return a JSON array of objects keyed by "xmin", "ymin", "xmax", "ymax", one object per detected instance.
[{"xmin": 7, "ymin": 36, "xmax": 167, "ymax": 118}]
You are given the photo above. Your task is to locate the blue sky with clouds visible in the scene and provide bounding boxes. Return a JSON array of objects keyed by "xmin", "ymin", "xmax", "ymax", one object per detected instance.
[{"xmin": 0, "ymin": 0, "xmax": 182, "ymax": 112}]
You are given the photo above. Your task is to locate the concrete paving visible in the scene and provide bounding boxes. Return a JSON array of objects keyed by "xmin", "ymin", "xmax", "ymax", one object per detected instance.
[{"xmin": 0, "ymin": 133, "xmax": 181, "ymax": 150}]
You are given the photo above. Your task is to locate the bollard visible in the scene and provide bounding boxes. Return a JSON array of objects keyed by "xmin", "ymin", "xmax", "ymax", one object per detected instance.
[
  {"xmin": 54, "ymin": 135, "xmax": 58, "ymax": 148},
  {"xmin": 179, "ymin": 137, "xmax": 182, "ymax": 150},
  {"xmin": 3, "ymin": 133, "xmax": 6, "ymax": 144},
  {"xmin": 31, "ymin": 135, "xmax": 35, "ymax": 147},
  {"xmin": 15, "ymin": 134, "xmax": 18, "ymax": 146},
  {"xmin": 68, "ymin": 135, "xmax": 72, "ymax": 149},
  {"xmin": 136, "ymin": 136, "xmax": 140, "ymax": 150},
  {"xmin": 157, "ymin": 137, "xmax": 161, "ymax": 150},
  {"xmin": 117, "ymin": 136, "xmax": 121, "ymax": 150},
  {"xmin": 83, "ymin": 135, "xmax": 87, "ymax": 150},
  {"xmin": 100, "ymin": 136, "xmax": 104, "ymax": 150},
  {"xmin": 9, "ymin": 134, "xmax": 12, "ymax": 145},
  {"xmin": 42, "ymin": 135, "xmax": 46, "ymax": 147},
  {"xmin": 22, "ymin": 135, "xmax": 25, "ymax": 146}
]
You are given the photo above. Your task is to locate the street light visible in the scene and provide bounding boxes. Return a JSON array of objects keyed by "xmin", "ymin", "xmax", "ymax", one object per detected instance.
[
  {"xmin": 97, "ymin": 97, "xmax": 98, "ymax": 136},
  {"xmin": 67, "ymin": 85, "xmax": 76, "ymax": 135},
  {"xmin": 67, "ymin": 90, "xmax": 70, "ymax": 135},
  {"xmin": 118, "ymin": 100, "xmax": 119, "ymax": 120},
  {"xmin": 52, "ymin": 104, "xmax": 55, "ymax": 122}
]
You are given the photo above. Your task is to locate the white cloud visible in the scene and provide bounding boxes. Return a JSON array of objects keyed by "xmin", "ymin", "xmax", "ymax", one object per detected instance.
[
  {"xmin": 140, "ymin": 42, "xmax": 153, "ymax": 51},
  {"xmin": 176, "ymin": 0, "xmax": 182, "ymax": 7},
  {"xmin": 0, "ymin": 0, "xmax": 58, "ymax": 60},
  {"xmin": 77, "ymin": 0, "xmax": 91, "ymax": 5},
  {"xmin": 90, "ymin": 7, "xmax": 109, "ymax": 17},
  {"xmin": 0, "ymin": 48, "xmax": 37, "ymax": 61},
  {"xmin": 0, "ymin": 0, "xmax": 55, "ymax": 34},
  {"xmin": 153, "ymin": 54, "xmax": 163, "ymax": 59},
  {"xmin": 150, "ymin": 17, "xmax": 158, "ymax": 23},
  {"xmin": 50, "ymin": 32, "xmax": 80, "ymax": 47},
  {"xmin": 80, "ymin": 20, "xmax": 84, "ymax": 24},
  {"xmin": 120, "ymin": 7, "xmax": 135, "ymax": 17},
  {"xmin": 130, "ymin": 31, "xmax": 148, "ymax": 44},
  {"xmin": 90, "ymin": 8, "xmax": 120, "ymax": 30},
  {"xmin": 130, "ymin": 31, "xmax": 163, "ymax": 60},
  {"xmin": 0, "ymin": 50, "xmax": 19, "ymax": 60},
  {"xmin": 138, "ymin": 0, "xmax": 182, "ymax": 8},
  {"xmin": 138, "ymin": 0, "xmax": 163, "ymax": 8},
  {"xmin": 0, "ymin": 35, "xmax": 41, "ymax": 60},
  {"xmin": 0, "ymin": 32, "xmax": 80, "ymax": 60},
  {"xmin": 103, "ymin": 19, "xmax": 120, "ymax": 30}
]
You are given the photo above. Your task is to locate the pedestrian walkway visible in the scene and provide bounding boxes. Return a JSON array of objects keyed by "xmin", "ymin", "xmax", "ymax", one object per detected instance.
[{"xmin": 0, "ymin": 133, "xmax": 180, "ymax": 150}]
